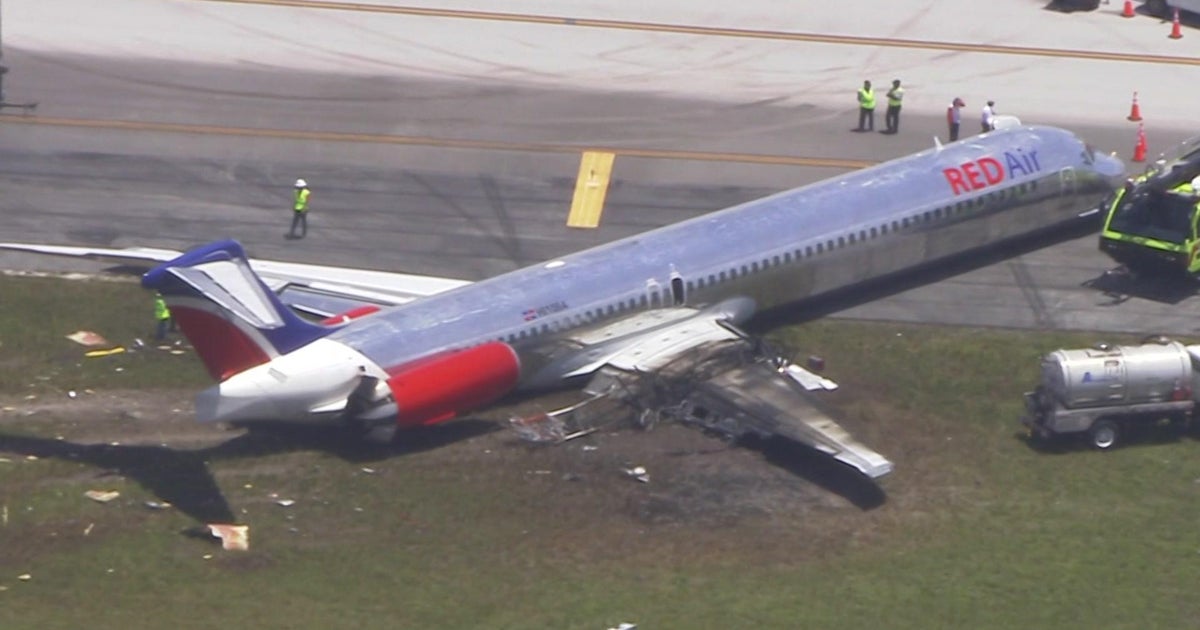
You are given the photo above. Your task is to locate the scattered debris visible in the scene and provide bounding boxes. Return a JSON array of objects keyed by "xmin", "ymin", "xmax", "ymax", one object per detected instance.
[
  {"xmin": 623, "ymin": 466, "xmax": 650, "ymax": 483},
  {"xmin": 24, "ymin": 455, "xmax": 38, "ymax": 461},
  {"xmin": 581, "ymin": 445, "xmax": 598, "ymax": 452},
  {"xmin": 144, "ymin": 501, "xmax": 172, "ymax": 510},
  {"xmin": 84, "ymin": 490, "xmax": 120, "ymax": 503},
  {"xmin": 17, "ymin": 574, "xmax": 31, "ymax": 582},
  {"xmin": 608, "ymin": 623, "xmax": 637, "ymax": 630},
  {"xmin": 67, "ymin": 390, "xmax": 77, "ymax": 399},
  {"xmin": 65, "ymin": 331, "xmax": 109, "ymax": 347},
  {"xmin": 84, "ymin": 347, "xmax": 125, "ymax": 358},
  {"xmin": 207, "ymin": 524, "xmax": 250, "ymax": 551},
  {"xmin": 83, "ymin": 523, "xmax": 94, "ymax": 536},
  {"xmin": 275, "ymin": 499, "xmax": 295, "ymax": 507},
  {"xmin": 3, "ymin": 504, "xmax": 7, "ymax": 526},
  {"xmin": 360, "ymin": 467, "xmax": 376, "ymax": 474}
]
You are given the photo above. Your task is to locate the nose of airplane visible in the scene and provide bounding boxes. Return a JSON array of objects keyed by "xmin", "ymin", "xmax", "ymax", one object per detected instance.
[{"xmin": 1093, "ymin": 150, "xmax": 1126, "ymax": 188}]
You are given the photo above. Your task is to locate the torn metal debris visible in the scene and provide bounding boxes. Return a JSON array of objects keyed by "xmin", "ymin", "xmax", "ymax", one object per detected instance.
[
  {"xmin": 514, "ymin": 335, "xmax": 892, "ymax": 479},
  {"xmin": 84, "ymin": 490, "xmax": 120, "ymax": 503},
  {"xmin": 207, "ymin": 524, "xmax": 250, "ymax": 551}
]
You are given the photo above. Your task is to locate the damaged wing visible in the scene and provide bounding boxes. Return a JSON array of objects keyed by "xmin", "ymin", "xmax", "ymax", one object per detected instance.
[
  {"xmin": 522, "ymin": 302, "xmax": 892, "ymax": 479},
  {"xmin": 0, "ymin": 242, "xmax": 471, "ymax": 317}
]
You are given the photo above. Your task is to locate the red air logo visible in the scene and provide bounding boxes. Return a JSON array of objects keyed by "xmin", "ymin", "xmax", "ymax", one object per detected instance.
[{"xmin": 942, "ymin": 149, "xmax": 1041, "ymax": 196}]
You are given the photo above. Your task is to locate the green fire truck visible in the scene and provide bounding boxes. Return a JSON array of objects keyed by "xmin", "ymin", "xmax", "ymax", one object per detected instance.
[{"xmin": 1099, "ymin": 136, "xmax": 1200, "ymax": 277}]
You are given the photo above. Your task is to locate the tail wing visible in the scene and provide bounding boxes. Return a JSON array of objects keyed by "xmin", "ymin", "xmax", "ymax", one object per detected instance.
[{"xmin": 142, "ymin": 240, "xmax": 332, "ymax": 381}]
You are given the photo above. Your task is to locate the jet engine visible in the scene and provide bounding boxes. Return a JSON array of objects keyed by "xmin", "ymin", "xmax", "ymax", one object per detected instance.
[{"xmin": 384, "ymin": 341, "xmax": 521, "ymax": 427}]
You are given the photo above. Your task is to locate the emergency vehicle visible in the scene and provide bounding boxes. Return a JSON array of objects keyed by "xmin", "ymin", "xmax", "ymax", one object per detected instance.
[{"xmin": 1099, "ymin": 135, "xmax": 1200, "ymax": 277}]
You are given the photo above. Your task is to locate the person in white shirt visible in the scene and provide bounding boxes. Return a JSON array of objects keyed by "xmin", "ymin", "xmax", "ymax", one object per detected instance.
[{"xmin": 981, "ymin": 100, "xmax": 996, "ymax": 133}]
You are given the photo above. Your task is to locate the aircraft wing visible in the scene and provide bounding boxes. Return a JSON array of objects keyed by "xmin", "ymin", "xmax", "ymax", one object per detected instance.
[
  {"xmin": 523, "ymin": 305, "xmax": 892, "ymax": 479},
  {"xmin": 0, "ymin": 243, "xmax": 472, "ymax": 317}
]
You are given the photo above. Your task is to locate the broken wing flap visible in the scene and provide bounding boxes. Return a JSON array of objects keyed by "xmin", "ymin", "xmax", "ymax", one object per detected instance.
[{"xmin": 681, "ymin": 363, "xmax": 893, "ymax": 479}]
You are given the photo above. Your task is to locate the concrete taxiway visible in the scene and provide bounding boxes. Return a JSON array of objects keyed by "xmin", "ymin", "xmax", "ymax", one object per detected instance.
[{"xmin": 1, "ymin": 0, "xmax": 1198, "ymax": 335}]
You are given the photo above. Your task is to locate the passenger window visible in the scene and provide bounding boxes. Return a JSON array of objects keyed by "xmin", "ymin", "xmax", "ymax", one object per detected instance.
[
  {"xmin": 773, "ymin": 255, "xmax": 781, "ymax": 266},
  {"xmin": 837, "ymin": 237, "xmax": 845, "ymax": 247},
  {"xmin": 870, "ymin": 227, "xmax": 877, "ymax": 238},
  {"xmin": 783, "ymin": 252, "xmax": 792, "ymax": 263}
]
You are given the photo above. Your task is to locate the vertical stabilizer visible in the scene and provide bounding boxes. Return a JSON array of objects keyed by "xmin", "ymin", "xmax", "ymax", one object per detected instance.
[{"xmin": 142, "ymin": 240, "xmax": 331, "ymax": 381}]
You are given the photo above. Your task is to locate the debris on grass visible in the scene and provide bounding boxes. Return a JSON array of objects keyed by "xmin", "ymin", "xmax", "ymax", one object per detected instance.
[
  {"xmin": 83, "ymin": 523, "xmax": 94, "ymax": 536},
  {"xmin": 17, "ymin": 574, "xmax": 31, "ymax": 581},
  {"xmin": 144, "ymin": 501, "xmax": 172, "ymax": 510},
  {"xmin": 84, "ymin": 490, "xmax": 120, "ymax": 503},
  {"xmin": 623, "ymin": 466, "xmax": 650, "ymax": 483},
  {"xmin": 207, "ymin": 524, "xmax": 250, "ymax": 551},
  {"xmin": 360, "ymin": 467, "xmax": 376, "ymax": 474},
  {"xmin": 84, "ymin": 347, "xmax": 125, "ymax": 358},
  {"xmin": 65, "ymin": 331, "xmax": 109, "ymax": 347},
  {"xmin": 275, "ymin": 499, "xmax": 295, "ymax": 507}
]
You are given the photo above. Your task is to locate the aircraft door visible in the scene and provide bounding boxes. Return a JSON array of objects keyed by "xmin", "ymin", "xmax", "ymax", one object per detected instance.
[
  {"xmin": 645, "ymin": 278, "xmax": 662, "ymax": 309},
  {"xmin": 1058, "ymin": 167, "xmax": 1076, "ymax": 205},
  {"xmin": 669, "ymin": 270, "xmax": 686, "ymax": 306}
]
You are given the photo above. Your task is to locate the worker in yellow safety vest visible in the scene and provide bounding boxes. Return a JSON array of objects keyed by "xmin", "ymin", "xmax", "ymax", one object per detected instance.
[
  {"xmin": 288, "ymin": 178, "xmax": 312, "ymax": 239},
  {"xmin": 856, "ymin": 80, "xmax": 875, "ymax": 132},
  {"xmin": 153, "ymin": 292, "xmax": 173, "ymax": 341},
  {"xmin": 884, "ymin": 79, "xmax": 904, "ymax": 134}
]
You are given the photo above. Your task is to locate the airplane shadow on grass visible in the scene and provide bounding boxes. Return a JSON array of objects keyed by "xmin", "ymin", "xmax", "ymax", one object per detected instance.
[{"xmin": 0, "ymin": 420, "xmax": 497, "ymax": 524}]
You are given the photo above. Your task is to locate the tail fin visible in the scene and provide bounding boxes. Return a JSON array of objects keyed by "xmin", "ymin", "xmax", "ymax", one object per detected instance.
[{"xmin": 142, "ymin": 240, "xmax": 332, "ymax": 381}]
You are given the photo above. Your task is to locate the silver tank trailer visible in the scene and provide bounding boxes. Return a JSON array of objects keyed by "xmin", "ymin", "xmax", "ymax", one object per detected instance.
[{"xmin": 1042, "ymin": 341, "xmax": 1194, "ymax": 409}]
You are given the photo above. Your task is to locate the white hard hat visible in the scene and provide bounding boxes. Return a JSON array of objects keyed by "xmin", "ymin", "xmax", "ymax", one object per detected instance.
[{"xmin": 295, "ymin": 178, "xmax": 307, "ymax": 188}]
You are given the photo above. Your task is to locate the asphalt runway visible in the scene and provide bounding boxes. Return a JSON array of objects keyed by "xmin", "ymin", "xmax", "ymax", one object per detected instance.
[{"xmin": 3, "ymin": 2, "xmax": 1200, "ymax": 337}]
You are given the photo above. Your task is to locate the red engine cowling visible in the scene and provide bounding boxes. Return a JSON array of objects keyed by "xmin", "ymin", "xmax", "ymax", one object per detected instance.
[{"xmin": 384, "ymin": 341, "xmax": 520, "ymax": 428}]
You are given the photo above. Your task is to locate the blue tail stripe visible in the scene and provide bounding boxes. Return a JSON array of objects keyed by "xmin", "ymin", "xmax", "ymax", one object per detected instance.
[{"xmin": 142, "ymin": 240, "xmax": 331, "ymax": 355}]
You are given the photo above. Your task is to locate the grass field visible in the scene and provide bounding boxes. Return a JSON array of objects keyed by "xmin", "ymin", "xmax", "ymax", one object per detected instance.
[{"xmin": 2, "ymin": 274, "xmax": 1200, "ymax": 629}]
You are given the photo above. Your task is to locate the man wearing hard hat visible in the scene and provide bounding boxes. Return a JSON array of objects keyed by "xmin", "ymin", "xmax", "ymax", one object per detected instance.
[{"xmin": 288, "ymin": 178, "xmax": 311, "ymax": 239}]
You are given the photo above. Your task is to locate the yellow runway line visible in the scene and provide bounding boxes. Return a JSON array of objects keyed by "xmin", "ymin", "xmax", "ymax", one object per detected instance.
[{"xmin": 567, "ymin": 151, "xmax": 615, "ymax": 229}]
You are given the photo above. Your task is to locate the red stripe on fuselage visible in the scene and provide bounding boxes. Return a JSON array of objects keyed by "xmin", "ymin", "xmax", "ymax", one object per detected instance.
[{"xmin": 171, "ymin": 306, "xmax": 271, "ymax": 381}]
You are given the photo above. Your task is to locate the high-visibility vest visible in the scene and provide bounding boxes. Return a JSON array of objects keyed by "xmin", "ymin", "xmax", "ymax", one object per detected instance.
[
  {"xmin": 154, "ymin": 296, "xmax": 170, "ymax": 321},
  {"xmin": 858, "ymin": 88, "xmax": 875, "ymax": 110},
  {"xmin": 294, "ymin": 188, "xmax": 310, "ymax": 212},
  {"xmin": 887, "ymin": 87, "xmax": 904, "ymax": 107},
  {"xmin": 1172, "ymin": 182, "xmax": 1195, "ymax": 195}
]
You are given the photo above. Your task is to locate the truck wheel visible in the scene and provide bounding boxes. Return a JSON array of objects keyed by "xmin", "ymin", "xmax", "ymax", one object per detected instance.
[{"xmin": 1089, "ymin": 419, "xmax": 1119, "ymax": 450}]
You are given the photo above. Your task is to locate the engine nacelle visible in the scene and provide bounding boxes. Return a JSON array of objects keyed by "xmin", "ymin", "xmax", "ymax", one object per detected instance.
[{"xmin": 384, "ymin": 341, "xmax": 520, "ymax": 427}]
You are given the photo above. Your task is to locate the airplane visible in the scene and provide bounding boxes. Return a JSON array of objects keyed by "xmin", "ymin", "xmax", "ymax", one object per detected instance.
[{"xmin": 0, "ymin": 125, "xmax": 1124, "ymax": 480}]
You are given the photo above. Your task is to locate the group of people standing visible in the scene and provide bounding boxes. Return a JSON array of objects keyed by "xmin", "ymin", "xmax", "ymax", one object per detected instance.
[
  {"xmin": 855, "ymin": 79, "xmax": 999, "ymax": 142},
  {"xmin": 855, "ymin": 79, "xmax": 905, "ymax": 134}
]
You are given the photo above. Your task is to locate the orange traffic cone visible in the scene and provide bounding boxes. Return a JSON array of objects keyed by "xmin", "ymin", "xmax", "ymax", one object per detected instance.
[
  {"xmin": 1126, "ymin": 91, "xmax": 1143, "ymax": 121},
  {"xmin": 1132, "ymin": 124, "xmax": 1147, "ymax": 162},
  {"xmin": 1170, "ymin": 8, "xmax": 1183, "ymax": 38},
  {"xmin": 1122, "ymin": 0, "xmax": 1135, "ymax": 18}
]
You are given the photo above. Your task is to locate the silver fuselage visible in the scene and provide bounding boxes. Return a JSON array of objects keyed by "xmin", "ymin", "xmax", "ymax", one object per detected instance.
[{"xmin": 331, "ymin": 126, "xmax": 1124, "ymax": 381}]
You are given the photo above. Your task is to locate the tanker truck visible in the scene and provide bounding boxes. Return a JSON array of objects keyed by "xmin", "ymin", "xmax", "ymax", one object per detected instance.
[{"xmin": 1021, "ymin": 338, "xmax": 1200, "ymax": 449}]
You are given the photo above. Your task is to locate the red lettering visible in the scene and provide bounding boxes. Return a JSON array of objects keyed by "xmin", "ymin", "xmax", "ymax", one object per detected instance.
[
  {"xmin": 942, "ymin": 167, "xmax": 969, "ymax": 195},
  {"xmin": 961, "ymin": 162, "xmax": 984, "ymax": 190},
  {"xmin": 978, "ymin": 157, "xmax": 1004, "ymax": 185}
]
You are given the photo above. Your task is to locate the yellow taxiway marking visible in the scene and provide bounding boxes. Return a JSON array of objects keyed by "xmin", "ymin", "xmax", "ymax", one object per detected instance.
[
  {"xmin": 0, "ymin": 114, "xmax": 874, "ymax": 169},
  {"xmin": 202, "ymin": 0, "xmax": 1200, "ymax": 67},
  {"xmin": 567, "ymin": 151, "xmax": 616, "ymax": 229}
]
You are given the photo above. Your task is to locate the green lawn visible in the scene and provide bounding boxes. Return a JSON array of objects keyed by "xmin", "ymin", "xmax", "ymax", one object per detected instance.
[{"xmin": 2, "ymin": 275, "xmax": 1199, "ymax": 629}]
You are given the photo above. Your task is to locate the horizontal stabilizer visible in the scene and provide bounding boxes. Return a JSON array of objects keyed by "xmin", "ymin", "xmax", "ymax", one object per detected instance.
[{"xmin": 0, "ymin": 241, "xmax": 471, "ymax": 316}]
